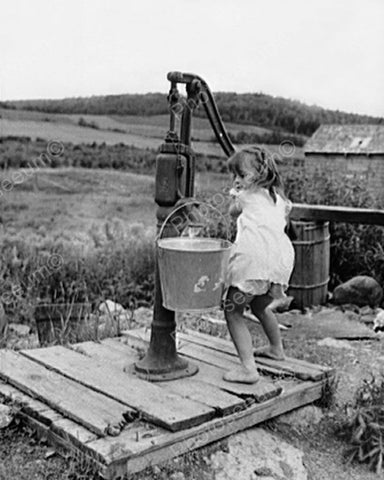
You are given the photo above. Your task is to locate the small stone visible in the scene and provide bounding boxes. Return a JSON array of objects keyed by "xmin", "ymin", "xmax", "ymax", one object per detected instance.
[
  {"xmin": 373, "ymin": 309, "xmax": 384, "ymax": 332},
  {"xmin": 0, "ymin": 404, "xmax": 13, "ymax": 429},
  {"xmin": 169, "ymin": 472, "xmax": 185, "ymax": 480},
  {"xmin": 8, "ymin": 323, "xmax": 30, "ymax": 336},
  {"xmin": 317, "ymin": 337, "xmax": 353, "ymax": 349},
  {"xmin": 133, "ymin": 307, "xmax": 153, "ymax": 326},
  {"xmin": 275, "ymin": 405, "xmax": 324, "ymax": 429},
  {"xmin": 151, "ymin": 466, "xmax": 162, "ymax": 475},
  {"xmin": 99, "ymin": 300, "xmax": 125, "ymax": 315},
  {"xmin": 360, "ymin": 306, "xmax": 373, "ymax": 316}
]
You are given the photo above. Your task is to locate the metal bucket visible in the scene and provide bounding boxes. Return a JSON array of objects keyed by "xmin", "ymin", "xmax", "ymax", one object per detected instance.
[{"xmin": 157, "ymin": 237, "xmax": 232, "ymax": 312}]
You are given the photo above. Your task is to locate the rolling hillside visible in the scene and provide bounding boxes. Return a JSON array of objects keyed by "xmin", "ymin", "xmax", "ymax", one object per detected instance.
[{"xmin": 3, "ymin": 91, "xmax": 383, "ymax": 138}]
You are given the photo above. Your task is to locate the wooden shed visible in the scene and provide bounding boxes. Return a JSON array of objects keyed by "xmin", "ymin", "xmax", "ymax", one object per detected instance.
[{"xmin": 304, "ymin": 124, "xmax": 384, "ymax": 203}]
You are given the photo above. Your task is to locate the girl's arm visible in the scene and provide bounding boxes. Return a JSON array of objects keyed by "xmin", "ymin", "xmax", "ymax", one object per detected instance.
[{"xmin": 284, "ymin": 200, "xmax": 298, "ymax": 240}]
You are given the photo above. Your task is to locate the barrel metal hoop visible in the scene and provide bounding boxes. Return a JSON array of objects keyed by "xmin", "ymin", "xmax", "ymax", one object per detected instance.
[
  {"xmin": 289, "ymin": 277, "xmax": 330, "ymax": 290},
  {"xmin": 293, "ymin": 235, "xmax": 331, "ymax": 246},
  {"xmin": 303, "ymin": 221, "xmax": 330, "ymax": 232}
]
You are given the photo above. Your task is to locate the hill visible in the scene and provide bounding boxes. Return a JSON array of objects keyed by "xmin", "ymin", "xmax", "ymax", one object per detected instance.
[{"xmin": 2, "ymin": 91, "xmax": 382, "ymax": 139}]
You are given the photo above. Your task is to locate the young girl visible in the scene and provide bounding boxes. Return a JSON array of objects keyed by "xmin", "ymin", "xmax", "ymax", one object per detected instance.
[{"xmin": 223, "ymin": 145, "xmax": 295, "ymax": 384}]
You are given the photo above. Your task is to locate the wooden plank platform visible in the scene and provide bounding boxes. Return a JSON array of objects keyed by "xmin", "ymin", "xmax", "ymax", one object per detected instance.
[{"xmin": 0, "ymin": 328, "xmax": 335, "ymax": 479}]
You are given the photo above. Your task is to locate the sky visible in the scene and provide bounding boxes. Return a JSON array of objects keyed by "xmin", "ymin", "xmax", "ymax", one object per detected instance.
[{"xmin": 0, "ymin": 0, "xmax": 383, "ymax": 117}]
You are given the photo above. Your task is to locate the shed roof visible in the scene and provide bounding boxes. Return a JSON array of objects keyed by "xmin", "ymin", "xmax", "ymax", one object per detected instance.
[{"xmin": 304, "ymin": 124, "xmax": 384, "ymax": 154}]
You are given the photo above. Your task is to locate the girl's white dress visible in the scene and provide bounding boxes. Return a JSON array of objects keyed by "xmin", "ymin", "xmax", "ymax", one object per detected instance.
[{"xmin": 227, "ymin": 187, "xmax": 295, "ymax": 298}]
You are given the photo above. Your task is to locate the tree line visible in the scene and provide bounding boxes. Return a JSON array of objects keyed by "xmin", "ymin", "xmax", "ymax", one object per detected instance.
[{"xmin": 1, "ymin": 91, "xmax": 382, "ymax": 137}]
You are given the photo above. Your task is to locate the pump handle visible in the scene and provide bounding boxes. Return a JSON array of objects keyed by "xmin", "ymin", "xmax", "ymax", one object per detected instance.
[{"xmin": 167, "ymin": 72, "xmax": 236, "ymax": 158}]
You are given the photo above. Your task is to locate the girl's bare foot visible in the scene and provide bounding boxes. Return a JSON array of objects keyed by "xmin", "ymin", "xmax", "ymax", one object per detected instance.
[
  {"xmin": 253, "ymin": 345, "xmax": 285, "ymax": 361},
  {"xmin": 223, "ymin": 366, "xmax": 260, "ymax": 384}
]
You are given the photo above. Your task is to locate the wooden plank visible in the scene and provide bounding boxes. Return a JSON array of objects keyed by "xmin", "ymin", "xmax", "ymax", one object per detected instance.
[
  {"xmin": 22, "ymin": 346, "xmax": 215, "ymax": 432},
  {"xmin": 0, "ymin": 380, "xmax": 61, "ymax": 425},
  {"xmin": 182, "ymin": 329, "xmax": 330, "ymax": 381},
  {"xmin": 0, "ymin": 350, "xmax": 130, "ymax": 437},
  {"xmin": 120, "ymin": 331, "xmax": 283, "ymax": 402},
  {"xmin": 252, "ymin": 355, "xmax": 323, "ymax": 381},
  {"xmin": 72, "ymin": 340, "xmax": 138, "ymax": 370},
  {"xmin": 292, "ymin": 203, "xmax": 384, "ymax": 226},
  {"xmin": 0, "ymin": 379, "xmax": 98, "ymax": 446},
  {"xmin": 92, "ymin": 378, "xmax": 326, "ymax": 478},
  {"xmin": 123, "ymin": 328, "xmax": 298, "ymax": 380},
  {"xmin": 77, "ymin": 338, "xmax": 246, "ymax": 416},
  {"xmin": 17, "ymin": 412, "xmax": 107, "ymax": 471}
]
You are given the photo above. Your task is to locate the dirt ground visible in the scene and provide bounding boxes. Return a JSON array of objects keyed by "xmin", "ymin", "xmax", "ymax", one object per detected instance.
[{"xmin": 1, "ymin": 304, "xmax": 384, "ymax": 480}]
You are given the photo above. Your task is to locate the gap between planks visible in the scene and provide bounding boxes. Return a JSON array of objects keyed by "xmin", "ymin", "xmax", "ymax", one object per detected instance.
[
  {"xmin": 73, "ymin": 339, "xmax": 247, "ymax": 417},
  {"xmin": 117, "ymin": 332, "xmax": 284, "ymax": 402},
  {"xmin": 21, "ymin": 346, "xmax": 216, "ymax": 432},
  {"xmin": 122, "ymin": 327, "xmax": 333, "ymax": 381}
]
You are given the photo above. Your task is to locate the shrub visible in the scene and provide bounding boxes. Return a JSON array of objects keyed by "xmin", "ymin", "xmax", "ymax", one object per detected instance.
[
  {"xmin": 337, "ymin": 374, "xmax": 384, "ymax": 474},
  {"xmin": 0, "ymin": 223, "xmax": 155, "ymax": 323},
  {"xmin": 284, "ymin": 169, "xmax": 384, "ymax": 291}
]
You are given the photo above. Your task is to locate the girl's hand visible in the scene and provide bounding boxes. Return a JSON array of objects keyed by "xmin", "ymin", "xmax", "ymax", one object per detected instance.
[{"xmin": 229, "ymin": 198, "xmax": 242, "ymax": 217}]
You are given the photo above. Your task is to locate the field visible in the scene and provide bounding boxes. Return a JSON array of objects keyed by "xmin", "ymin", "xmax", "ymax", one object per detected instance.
[
  {"xmin": 0, "ymin": 107, "xmax": 304, "ymax": 159},
  {"xmin": 0, "ymin": 168, "xmax": 230, "ymax": 240}
]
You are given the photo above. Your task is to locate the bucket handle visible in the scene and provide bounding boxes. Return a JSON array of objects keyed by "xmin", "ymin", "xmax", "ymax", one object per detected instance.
[{"xmin": 157, "ymin": 199, "xmax": 231, "ymax": 241}]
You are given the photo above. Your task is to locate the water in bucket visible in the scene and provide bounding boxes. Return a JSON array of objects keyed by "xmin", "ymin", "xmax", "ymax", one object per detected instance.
[{"xmin": 157, "ymin": 237, "xmax": 232, "ymax": 312}]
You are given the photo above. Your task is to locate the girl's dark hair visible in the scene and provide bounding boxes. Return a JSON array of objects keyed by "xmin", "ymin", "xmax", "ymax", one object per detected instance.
[{"xmin": 227, "ymin": 145, "xmax": 285, "ymax": 203}]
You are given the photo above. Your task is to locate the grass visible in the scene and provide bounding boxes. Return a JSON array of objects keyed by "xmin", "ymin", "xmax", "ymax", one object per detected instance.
[{"xmin": 0, "ymin": 168, "xmax": 157, "ymax": 237}]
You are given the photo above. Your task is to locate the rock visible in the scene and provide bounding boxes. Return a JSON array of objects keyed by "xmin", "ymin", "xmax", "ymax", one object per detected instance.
[
  {"xmin": 210, "ymin": 427, "xmax": 307, "ymax": 480},
  {"xmin": 8, "ymin": 323, "xmax": 31, "ymax": 336},
  {"xmin": 317, "ymin": 337, "xmax": 354, "ymax": 349},
  {"xmin": 169, "ymin": 472, "xmax": 185, "ymax": 480},
  {"xmin": 275, "ymin": 405, "xmax": 324, "ymax": 429},
  {"xmin": 133, "ymin": 307, "xmax": 153, "ymax": 326},
  {"xmin": 360, "ymin": 305, "xmax": 374, "ymax": 316},
  {"xmin": 151, "ymin": 466, "xmax": 162, "ymax": 476},
  {"xmin": 332, "ymin": 276, "xmax": 383, "ymax": 307},
  {"xmin": 99, "ymin": 300, "xmax": 125, "ymax": 315},
  {"xmin": 0, "ymin": 404, "xmax": 13, "ymax": 429},
  {"xmin": 373, "ymin": 309, "xmax": 384, "ymax": 332}
]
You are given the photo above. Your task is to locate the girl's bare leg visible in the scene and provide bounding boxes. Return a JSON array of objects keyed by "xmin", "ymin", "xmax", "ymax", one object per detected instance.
[
  {"xmin": 223, "ymin": 287, "xmax": 260, "ymax": 383},
  {"xmin": 250, "ymin": 294, "xmax": 285, "ymax": 360}
]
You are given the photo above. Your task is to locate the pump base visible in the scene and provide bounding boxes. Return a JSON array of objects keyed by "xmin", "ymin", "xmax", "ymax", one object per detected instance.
[{"xmin": 132, "ymin": 356, "xmax": 199, "ymax": 382}]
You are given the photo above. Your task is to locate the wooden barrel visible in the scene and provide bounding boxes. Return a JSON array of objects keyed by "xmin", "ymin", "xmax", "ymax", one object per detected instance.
[{"xmin": 288, "ymin": 221, "xmax": 330, "ymax": 309}]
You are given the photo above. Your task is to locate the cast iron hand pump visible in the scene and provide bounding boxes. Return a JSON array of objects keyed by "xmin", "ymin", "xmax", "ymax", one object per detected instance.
[{"xmin": 134, "ymin": 72, "xmax": 235, "ymax": 380}]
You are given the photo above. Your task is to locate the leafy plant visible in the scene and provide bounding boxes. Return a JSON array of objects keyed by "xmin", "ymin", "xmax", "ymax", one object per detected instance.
[
  {"xmin": 284, "ymin": 169, "xmax": 384, "ymax": 292},
  {"xmin": 337, "ymin": 374, "xmax": 384, "ymax": 474}
]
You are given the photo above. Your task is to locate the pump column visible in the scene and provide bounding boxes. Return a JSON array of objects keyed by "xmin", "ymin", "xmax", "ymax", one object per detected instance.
[{"xmin": 133, "ymin": 80, "xmax": 200, "ymax": 381}]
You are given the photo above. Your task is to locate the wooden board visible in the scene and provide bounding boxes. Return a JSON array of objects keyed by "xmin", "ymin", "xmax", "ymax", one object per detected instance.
[
  {"xmin": 122, "ymin": 327, "xmax": 330, "ymax": 382},
  {"xmin": 183, "ymin": 329, "xmax": 331, "ymax": 380},
  {"xmin": 21, "ymin": 346, "xmax": 215, "ymax": 432},
  {"xmin": 291, "ymin": 203, "xmax": 384, "ymax": 226},
  {"xmin": 120, "ymin": 331, "xmax": 283, "ymax": 402},
  {"xmin": 0, "ymin": 350, "xmax": 130, "ymax": 437},
  {"xmin": 77, "ymin": 339, "xmax": 246, "ymax": 416}
]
